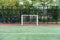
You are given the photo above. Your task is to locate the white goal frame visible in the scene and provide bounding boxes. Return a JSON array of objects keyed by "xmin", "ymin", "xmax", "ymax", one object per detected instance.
[{"xmin": 21, "ymin": 15, "xmax": 38, "ymax": 26}]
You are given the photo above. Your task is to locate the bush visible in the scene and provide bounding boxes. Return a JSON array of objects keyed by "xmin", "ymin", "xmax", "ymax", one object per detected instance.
[{"xmin": 47, "ymin": 6, "xmax": 59, "ymax": 22}]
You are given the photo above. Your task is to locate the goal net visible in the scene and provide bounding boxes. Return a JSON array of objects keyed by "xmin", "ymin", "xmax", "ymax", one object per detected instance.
[{"xmin": 21, "ymin": 15, "xmax": 38, "ymax": 26}]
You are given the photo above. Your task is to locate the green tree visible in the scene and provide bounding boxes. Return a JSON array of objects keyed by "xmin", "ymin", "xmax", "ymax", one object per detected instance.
[{"xmin": 0, "ymin": 0, "xmax": 17, "ymax": 7}]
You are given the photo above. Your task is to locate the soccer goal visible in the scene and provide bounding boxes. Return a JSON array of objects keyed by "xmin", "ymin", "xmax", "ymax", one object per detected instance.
[{"xmin": 21, "ymin": 15, "xmax": 38, "ymax": 26}]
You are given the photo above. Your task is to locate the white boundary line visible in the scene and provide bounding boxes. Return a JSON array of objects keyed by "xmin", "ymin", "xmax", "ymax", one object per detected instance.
[{"xmin": 0, "ymin": 33, "xmax": 60, "ymax": 34}]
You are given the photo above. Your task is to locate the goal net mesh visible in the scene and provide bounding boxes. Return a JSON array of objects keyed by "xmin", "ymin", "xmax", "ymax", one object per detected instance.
[{"xmin": 21, "ymin": 15, "xmax": 38, "ymax": 26}]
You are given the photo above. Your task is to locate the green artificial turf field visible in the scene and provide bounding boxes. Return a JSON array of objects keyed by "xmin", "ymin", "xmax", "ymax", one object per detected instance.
[{"xmin": 0, "ymin": 26, "xmax": 60, "ymax": 40}]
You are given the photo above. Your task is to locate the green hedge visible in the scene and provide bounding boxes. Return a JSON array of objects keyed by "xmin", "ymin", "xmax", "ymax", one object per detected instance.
[{"xmin": 0, "ymin": 6, "xmax": 60, "ymax": 23}]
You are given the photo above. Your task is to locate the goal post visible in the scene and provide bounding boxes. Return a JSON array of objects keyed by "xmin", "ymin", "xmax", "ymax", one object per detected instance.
[{"xmin": 21, "ymin": 15, "xmax": 38, "ymax": 26}]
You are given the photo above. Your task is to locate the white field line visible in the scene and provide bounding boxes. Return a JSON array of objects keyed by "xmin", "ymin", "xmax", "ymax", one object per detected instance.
[{"xmin": 0, "ymin": 33, "xmax": 60, "ymax": 34}]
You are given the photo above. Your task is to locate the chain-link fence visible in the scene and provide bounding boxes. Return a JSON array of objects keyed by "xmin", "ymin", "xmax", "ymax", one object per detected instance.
[{"xmin": 0, "ymin": 6, "xmax": 60, "ymax": 24}]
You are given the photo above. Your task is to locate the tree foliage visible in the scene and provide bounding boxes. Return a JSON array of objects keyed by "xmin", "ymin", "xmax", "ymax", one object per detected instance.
[
  {"xmin": 0, "ymin": 0, "xmax": 58, "ymax": 7},
  {"xmin": 0, "ymin": 0, "xmax": 17, "ymax": 7}
]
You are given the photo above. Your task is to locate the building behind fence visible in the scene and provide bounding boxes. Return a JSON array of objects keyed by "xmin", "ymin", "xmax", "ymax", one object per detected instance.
[{"xmin": 0, "ymin": 6, "xmax": 60, "ymax": 24}]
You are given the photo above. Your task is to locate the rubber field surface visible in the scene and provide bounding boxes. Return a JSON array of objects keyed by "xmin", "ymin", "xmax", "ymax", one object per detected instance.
[{"xmin": 0, "ymin": 26, "xmax": 60, "ymax": 40}]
